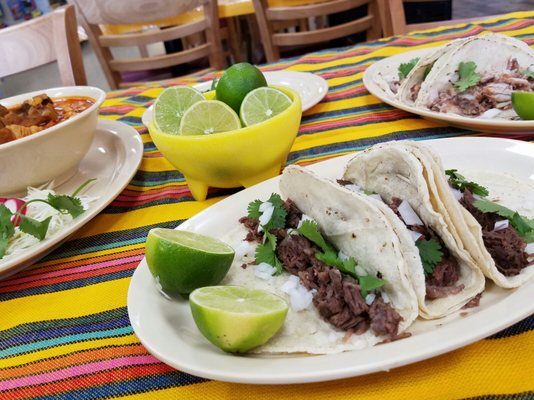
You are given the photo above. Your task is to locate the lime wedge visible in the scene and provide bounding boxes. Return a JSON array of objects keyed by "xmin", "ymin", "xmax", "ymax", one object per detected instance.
[
  {"xmin": 240, "ymin": 87, "xmax": 292, "ymax": 127},
  {"xmin": 179, "ymin": 100, "xmax": 241, "ymax": 135},
  {"xmin": 153, "ymin": 86, "xmax": 205, "ymax": 134},
  {"xmin": 145, "ymin": 228, "xmax": 234, "ymax": 297},
  {"xmin": 190, "ymin": 286, "xmax": 288, "ymax": 353},
  {"xmin": 512, "ymin": 91, "xmax": 534, "ymax": 120}
]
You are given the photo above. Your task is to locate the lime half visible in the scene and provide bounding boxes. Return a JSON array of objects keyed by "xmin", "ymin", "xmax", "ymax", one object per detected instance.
[
  {"xmin": 190, "ymin": 286, "xmax": 288, "ymax": 353},
  {"xmin": 179, "ymin": 100, "xmax": 241, "ymax": 135},
  {"xmin": 512, "ymin": 91, "xmax": 534, "ymax": 120},
  {"xmin": 153, "ymin": 86, "xmax": 205, "ymax": 134},
  {"xmin": 145, "ymin": 228, "xmax": 235, "ymax": 297},
  {"xmin": 240, "ymin": 87, "xmax": 292, "ymax": 127}
]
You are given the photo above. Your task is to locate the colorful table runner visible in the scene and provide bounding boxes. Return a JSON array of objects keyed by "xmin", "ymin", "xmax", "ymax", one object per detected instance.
[{"xmin": 2, "ymin": 11, "xmax": 534, "ymax": 400}]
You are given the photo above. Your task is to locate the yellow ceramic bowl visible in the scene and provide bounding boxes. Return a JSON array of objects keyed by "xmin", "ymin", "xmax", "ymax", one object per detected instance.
[{"xmin": 148, "ymin": 86, "xmax": 302, "ymax": 201}]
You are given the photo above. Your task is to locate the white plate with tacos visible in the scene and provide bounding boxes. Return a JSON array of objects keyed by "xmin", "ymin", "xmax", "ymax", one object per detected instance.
[
  {"xmin": 128, "ymin": 136, "xmax": 534, "ymax": 384},
  {"xmin": 364, "ymin": 34, "xmax": 534, "ymax": 134}
]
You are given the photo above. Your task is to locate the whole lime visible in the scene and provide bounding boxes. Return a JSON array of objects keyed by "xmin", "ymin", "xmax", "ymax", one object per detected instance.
[
  {"xmin": 189, "ymin": 286, "xmax": 288, "ymax": 353},
  {"xmin": 215, "ymin": 63, "xmax": 267, "ymax": 113},
  {"xmin": 512, "ymin": 91, "xmax": 534, "ymax": 120},
  {"xmin": 145, "ymin": 228, "xmax": 235, "ymax": 297}
]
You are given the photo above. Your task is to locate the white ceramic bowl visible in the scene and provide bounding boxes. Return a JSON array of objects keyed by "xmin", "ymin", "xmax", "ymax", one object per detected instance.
[{"xmin": 0, "ymin": 86, "xmax": 106, "ymax": 195}]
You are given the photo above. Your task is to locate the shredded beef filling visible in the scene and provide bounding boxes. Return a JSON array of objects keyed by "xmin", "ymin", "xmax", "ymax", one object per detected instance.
[
  {"xmin": 428, "ymin": 57, "xmax": 534, "ymax": 117},
  {"xmin": 240, "ymin": 199, "xmax": 405, "ymax": 340},
  {"xmin": 388, "ymin": 197, "xmax": 464, "ymax": 299},
  {"xmin": 460, "ymin": 189, "xmax": 529, "ymax": 276},
  {"xmin": 462, "ymin": 293, "xmax": 482, "ymax": 309}
]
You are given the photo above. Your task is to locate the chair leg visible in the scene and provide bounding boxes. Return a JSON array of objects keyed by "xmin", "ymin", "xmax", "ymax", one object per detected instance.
[{"xmin": 226, "ymin": 17, "xmax": 242, "ymax": 63}]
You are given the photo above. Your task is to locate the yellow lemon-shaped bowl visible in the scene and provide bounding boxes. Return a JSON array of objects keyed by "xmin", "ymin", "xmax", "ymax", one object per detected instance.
[{"xmin": 148, "ymin": 86, "xmax": 302, "ymax": 201}]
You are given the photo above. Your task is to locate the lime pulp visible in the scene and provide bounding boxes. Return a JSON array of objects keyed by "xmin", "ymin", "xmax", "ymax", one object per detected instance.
[
  {"xmin": 152, "ymin": 86, "xmax": 205, "ymax": 134},
  {"xmin": 240, "ymin": 87, "xmax": 292, "ymax": 126},
  {"xmin": 179, "ymin": 100, "xmax": 241, "ymax": 135}
]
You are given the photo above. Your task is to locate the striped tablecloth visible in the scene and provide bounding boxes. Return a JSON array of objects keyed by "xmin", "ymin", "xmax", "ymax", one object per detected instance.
[{"xmin": 2, "ymin": 11, "xmax": 534, "ymax": 400}]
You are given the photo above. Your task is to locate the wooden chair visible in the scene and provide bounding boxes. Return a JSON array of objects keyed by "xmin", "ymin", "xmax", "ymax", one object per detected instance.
[
  {"xmin": 0, "ymin": 5, "xmax": 87, "ymax": 87},
  {"xmin": 380, "ymin": 0, "xmax": 499, "ymax": 36},
  {"xmin": 252, "ymin": 0, "xmax": 384, "ymax": 62},
  {"xmin": 70, "ymin": 0, "xmax": 224, "ymax": 90}
]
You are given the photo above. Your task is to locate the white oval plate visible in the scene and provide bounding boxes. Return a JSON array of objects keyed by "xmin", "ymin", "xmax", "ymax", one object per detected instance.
[
  {"xmin": 141, "ymin": 71, "xmax": 328, "ymax": 127},
  {"xmin": 364, "ymin": 48, "xmax": 534, "ymax": 134},
  {"xmin": 128, "ymin": 136, "xmax": 534, "ymax": 384},
  {"xmin": 0, "ymin": 119, "xmax": 143, "ymax": 279}
]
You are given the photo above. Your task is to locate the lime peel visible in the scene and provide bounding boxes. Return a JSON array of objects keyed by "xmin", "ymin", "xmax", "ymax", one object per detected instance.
[
  {"xmin": 152, "ymin": 86, "xmax": 204, "ymax": 135},
  {"xmin": 512, "ymin": 91, "xmax": 534, "ymax": 120}
]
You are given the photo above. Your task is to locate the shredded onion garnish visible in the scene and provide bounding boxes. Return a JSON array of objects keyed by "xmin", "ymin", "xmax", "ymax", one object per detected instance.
[
  {"xmin": 493, "ymin": 220, "xmax": 509, "ymax": 232},
  {"xmin": 398, "ymin": 200, "xmax": 424, "ymax": 226}
]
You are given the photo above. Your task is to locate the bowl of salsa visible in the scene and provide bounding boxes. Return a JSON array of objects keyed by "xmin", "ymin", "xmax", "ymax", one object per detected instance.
[{"xmin": 0, "ymin": 86, "xmax": 106, "ymax": 195}]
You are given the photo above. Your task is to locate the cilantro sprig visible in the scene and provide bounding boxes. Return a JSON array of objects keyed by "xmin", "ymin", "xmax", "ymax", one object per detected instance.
[
  {"xmin": 473, "ymin": 199, "xmax": 534, "ymax": 242},
  {"xmin": 445, "ymin": 169, "xmax": 489, "ymax": 197},
  {"xmin": 249, "ymin": 193, "xmax": 287, "ymax": 275},
  {"xmin": 297, "ymin": 220, "xmax": 385, "ymax": 297},
  {"xmin": 0, "ymin": 179, "xmax": 94, "ymax": 260},
  {"xmin": 524, "ymin": 69, "xmax": 534, "ymax": 79},
  {"xmin": 398, "ymin": 57, "xmax": 420, "ymax": 80},
  {"xmin": 416, "ymin": 238, "xmax": 443, "ymax": 275},
  {"xmin": 453, "ymin": 61, "xmax": 480, "ymax": 92}
]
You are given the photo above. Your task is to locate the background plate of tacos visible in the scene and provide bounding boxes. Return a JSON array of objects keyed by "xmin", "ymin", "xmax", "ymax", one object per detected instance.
[{"xmin": 128, "ymin": 137, "xmax": 534, "ymax": 384}]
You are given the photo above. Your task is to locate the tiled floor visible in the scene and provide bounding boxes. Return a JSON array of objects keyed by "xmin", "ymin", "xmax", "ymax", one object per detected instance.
[{"xmin": 1, "ymin": 0, "xmax": 533, "ymax": 97}]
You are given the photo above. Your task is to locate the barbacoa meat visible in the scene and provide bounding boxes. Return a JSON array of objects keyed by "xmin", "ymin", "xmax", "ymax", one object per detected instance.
[
  {"xmin": 460, "ymin": 189, "xmax": 529, "ymax": 276},
  {"xmin": 240, "ymin": 200, "xmax": 406, "ymax": 340}
]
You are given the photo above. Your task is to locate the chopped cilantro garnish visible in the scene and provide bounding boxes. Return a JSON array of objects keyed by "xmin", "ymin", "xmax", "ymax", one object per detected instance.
[
  {"xmin": 297, "ymin": 219, "xmax": 385, "ymax": 297},
  {"xmin": 0, "ymin": 205, "xmax": 15, "ymax": 259},
  {"xmin": 416, "ymin": 239, "xmax": 443, "ymax": 275},
  {"xmin": 19, "ymin": 215, "xmax": 52, "ymax": 241},
  {"xmin": 255, "ymin": 231, "xmax": 283, "ymax": 275},
  {"xmin": 453, "ymin": 61, "xmax": 480, "ymax": 92},
  {"xmin": 445, "ymin": 169, "xmax": 489, "ymax": 197},
  {"xmin": 247, "ymin": 193, "xmax": 287, "ymax": 231},
  {"xmin": 398, "ymin": 58, "xmax": 420, "ymax": 80},
  {"xmin": 524, "ymin": 69, "xmax": 534, "ymax": 79},
  {"xmin": 473, "ymin": 199, "xmax": 534, "ymax": 242},
  {"xmin": 46, "ymin": 194, "xmax": 84, "ymax": 218}
]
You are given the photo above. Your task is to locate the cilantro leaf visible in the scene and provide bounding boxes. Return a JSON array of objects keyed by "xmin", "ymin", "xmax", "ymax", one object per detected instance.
[
  {"xmin": 416, "ymin": 239, "xmax": 443, "ymax": 275},
  {"xmin": 0, "ymin": 205, "xmax": 15, "ymax": 259},
  {"xmin": 247, "ymin": 199, "xmax": 262, "ymax": 219},
  {"xmin": 255, "ymin": 231, "xmax": 283, "ymax": 275},
  {"xmin": 358, "ymin": 275, "xmax": 386, "ymax": 298},
  {"xmin": 264, "ymin": 194, "xmax": 287, "ymax": 230},
  {"xmin": 472, "ymin": 199, "xmax": 515, "ymax": 219},
  {"xmin": 297, "ymin": 220, "xmax": 333, "ymax": 254},
  {"xmin": 473, "ymin": 199, "xmax": 534, "ymax": 242},
  {"xmin": 524, "ymin": 69, "xmax": 534, "ymax": 79},
  {"xmin": 445, "ymin": 169, "xmax": 489, "ymax": 197},
  {"xmin": 47, "ymin": 194, "xmax": 84, "ymax": 218},
  {"xmin": 453, "ymin": 61, "xmax": 480, "ymax": 92},
  {"xmin": 19, "ymin": 216, "xmax": 52, "ymax": 241},
  {"xmin": 398, "ymin": 58, "xmax": 420, "ymax": 80}
]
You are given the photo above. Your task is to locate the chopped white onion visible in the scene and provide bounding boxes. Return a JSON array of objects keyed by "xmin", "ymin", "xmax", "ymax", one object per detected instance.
[
  {"xmin": 280, "ymin": 275, "xmax": 300, "ymax": 293},
  {"xmin": 344, "ymin": 184, "xmax": 361, "ymax": 193},
  {"xmin": 493, "ymin": 220, "xmax": 509, "ymax": 232},
  {"xmin": 258, "ymin": 202, "xmax": 274, "ymax": 226},
  {"xmin": 450, "ymin": 187, "xmax": 463, "ymax": 201},
  {"xmin": 338, "ymin": 251, "xmax": 349, "ymax": 261},
  {"xmin": 369, "ymin": 194, "xmax": 383, "ymax": 202},
  {"xmin": 234, "ymin": 240, "xmax": 256, "ymax": 260},
  {"xmin": 365, "ymin": 293, "xmax": 376, "ymax": 305},
  {"xmin": 297, "ymin": 214, "xmax": 314, "ymax": 228},
  {"xmin": 254, "ymin": 263, "xmax": 276, "ymax": 280},
  {"xmin": 355, "ymin": 265, "xmax": 368, "ymax": 276},
  {"xmin": 525, "ymin": 242, "xmax": 534, "ymax": 255},
  {"xmin": 478, "ymin": 108, "xmax": 502, "ymax": 119},
  {"xmin": 284, "ymin": 279, "xmax": 315, "ymax": 312},
  {"xmin": 398, "ymin": 200, "xmax": 423, "ymax": 226},
  {"xmin": 408, "ymin": 230, "xmax": 423, "ymax": 242},
  {"xmin": 382, "ymin": 292, "xmax": 390, "ymax": 304}
]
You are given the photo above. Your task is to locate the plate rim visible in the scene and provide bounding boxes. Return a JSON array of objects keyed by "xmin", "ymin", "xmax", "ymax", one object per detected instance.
[
  {"xmin": 363, "ymin": 47, "xmax": 534, "ymax": 132},
  {"xmin": 141, "ymin": 71, "xmax": 329, "ymax": 127},
  {"xmin": 127, "ymin": 136, "xmax": 534, "ymax": 384},
  {"xmin": 0, "ymin": 119, "xmax": 143, "ymax": 278}
]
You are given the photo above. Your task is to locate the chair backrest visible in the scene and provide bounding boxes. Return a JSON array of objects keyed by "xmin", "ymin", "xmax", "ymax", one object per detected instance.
[
  {"xmin": 70, "ymin": 0, "xmax": 224, "ymax": 90},
  {"xmin": 380, "ymin": 0, "xmax": 499, "ymax": 36},
  {"xmin": 252, "ymin": 0, "xmax": 383, "ymax": 62},
  {"xmin": 0, "ymin": 5, "xmax": 87, "ymax": 86}
]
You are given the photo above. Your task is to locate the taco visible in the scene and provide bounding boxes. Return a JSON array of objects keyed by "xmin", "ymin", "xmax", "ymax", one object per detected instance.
[
  {"xmin": 342, "ymin": 141, "xmax": 485, "ymax": 319},
  {"xmin": 400, "ymin": 142, "xmax": 534, "ymax": 288},
  {"xmin": 413, "ymin": 34, "xmax": 534, "ymax": 119},
  {"xmin": 224, "ymin": 165, "xmax": 418, "ymax": 354}
]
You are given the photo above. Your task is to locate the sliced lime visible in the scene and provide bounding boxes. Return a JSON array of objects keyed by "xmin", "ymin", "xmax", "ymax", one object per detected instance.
[
  {"xmin": 512, "ymin": 91, "xmax": 534, "ymax": 120},
  {"xmin": 179, "ymin": 100, "xmax": 241, "ymax": 135},
  {"xmin": 189, "ymin": 286, "xmax": 288, "ymax": 353},
  {"xmin": 153, "ymin": 86, "xmax": 205, "ymax": 134},
  {"xmin": 145, "ymin": 228, "xmax": 234, "ymax": 297},
  {"xmin": 240, "ymin": 87, "xmax": 292, "ymax": 126}
]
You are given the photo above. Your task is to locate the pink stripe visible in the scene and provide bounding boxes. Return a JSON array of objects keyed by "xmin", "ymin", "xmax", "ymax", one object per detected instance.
[
  {"xmin": 116, "ymin": 188, "xmax": 190, "ymax": 202},
  {"xmin": 0, "ymin": 255, "xmax": 144, "ymax": 287},
  {"xmin": 325, "ymin": 86, "xmax": 367, "ymax": 100},
  {"xmin": 1, "ymin": 355, "xmax": 160, "ymax": 390},
  {"xmin": 299, "ymin": 111, "xmax": 407, "ymax": 133}
]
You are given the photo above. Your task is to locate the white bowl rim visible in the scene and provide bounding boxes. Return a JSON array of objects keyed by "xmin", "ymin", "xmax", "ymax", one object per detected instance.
[{"xmin": 0, "ymin": 86, "xmax": 106, "ymax": 151}]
